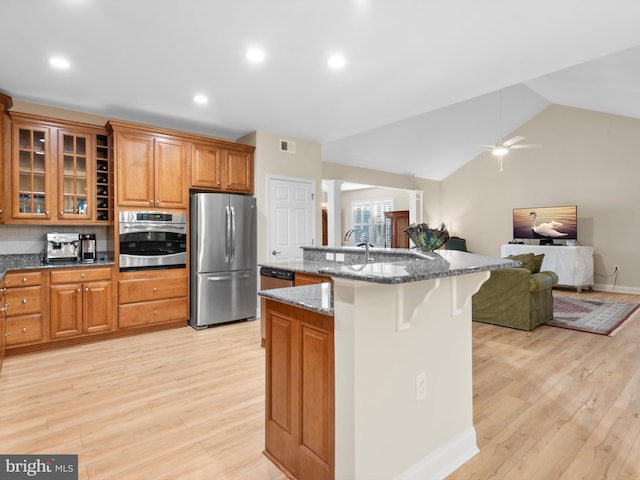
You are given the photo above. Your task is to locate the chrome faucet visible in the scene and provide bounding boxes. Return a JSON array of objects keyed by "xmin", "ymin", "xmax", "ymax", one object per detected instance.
[
  {"xmin": 360, "ymin": 232, "xmax": 374, "ymax": 263},
  {"xmin": 344, "ymin": 229, "xmax": 356, "ymax": 242}
]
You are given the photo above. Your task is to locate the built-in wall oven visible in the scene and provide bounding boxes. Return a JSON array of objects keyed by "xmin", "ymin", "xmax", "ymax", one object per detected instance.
[{"xmin": 119, "ymin": 211, "xmax": 187, "ymax": 271}]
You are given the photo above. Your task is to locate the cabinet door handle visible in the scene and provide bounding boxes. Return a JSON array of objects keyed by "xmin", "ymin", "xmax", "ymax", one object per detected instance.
[
  {"xmin": 22, "ymin": 298, "xmax": 27, "ymax": 304},
  {"xmin": 153, "ymin": 309, "xmax": 158, "ymax": 315},
  {"xmin": 153, "ymin": 287, "xmax": 158, "ymax": 292},
  {"xmin": 60, "ymin": 211, "xmax": 64, "ymax": 215},
  {"xmin": 22, "ymin": 327, "xmax": 27, "ymax": 333},
  {"xmin": 81, "ymin": 273, "xmax": 85, "ymax": 278},
  {"xmin": 77, "ymin": 288, "xmax": 81, "ymax": 293},
  {"xmin": 85, "ymin": 287, "xmax": 89, "ymax": 292},
  {"xmin": 22, "ymin": 277, "xmax": 27, "ymax": 283}
]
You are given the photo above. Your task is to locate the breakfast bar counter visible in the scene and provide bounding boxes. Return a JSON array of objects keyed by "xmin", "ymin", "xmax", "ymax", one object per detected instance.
[{"xmin": 259, "ymin": 248, "xmax": 517, "ymax": 480}]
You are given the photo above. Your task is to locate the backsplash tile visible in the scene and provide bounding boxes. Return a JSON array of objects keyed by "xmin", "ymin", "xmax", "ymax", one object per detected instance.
[{"xmin": 0, "ymin": 225, "xmax": 109, "ymax": 255}]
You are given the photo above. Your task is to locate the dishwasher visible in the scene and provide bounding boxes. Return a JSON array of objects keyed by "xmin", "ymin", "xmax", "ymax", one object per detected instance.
[{"xmin": 259, "ymin": 267, "xmax": 295, "ymax": 346}]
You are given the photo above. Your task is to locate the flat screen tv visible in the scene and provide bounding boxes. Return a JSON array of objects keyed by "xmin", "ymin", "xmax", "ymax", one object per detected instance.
[{"xmin": 513, "ymin": 205, "xmax": 577, "ymax": 240}]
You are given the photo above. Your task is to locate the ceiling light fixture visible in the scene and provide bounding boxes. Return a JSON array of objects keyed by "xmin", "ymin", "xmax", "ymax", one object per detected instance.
[
  {"xmin": 49, "ymin": 57, "xmax": 70, "ymax": 69},
  {"xmin": 246, "ymin": 48, "xmax": 265, "ymax": 63},
  {"xmin": 328, "ymin": 54, "xmax": 346, "ymax": 69},
  {"xmin": 491, "ymin": 146, "xmax": 508, "ymax": 157},
  {"xmin": 193, "ymin": 94, "xmax": 208, "ymax": 105}
]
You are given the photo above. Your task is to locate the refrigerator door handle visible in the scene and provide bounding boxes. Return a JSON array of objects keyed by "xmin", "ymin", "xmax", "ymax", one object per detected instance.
[
  {"xmin": 206, "ymin": 276, "xmax": 230, "ymax": 282},
  {"xmin": 206, "ymin": 272, "xmax": 252, "ymax": 282},
  {"xmin": 230, "ymin": 206, "xmax": 236, "ymax": 264},
  {"xmin": 225, "ymin": 205, "xmax": 231, "ymax": 263}
]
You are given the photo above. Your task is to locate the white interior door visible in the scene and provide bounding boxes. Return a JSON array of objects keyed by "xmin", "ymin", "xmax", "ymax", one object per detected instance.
[{"xmin": 268, "ymin": 177, "xmax": 315, "ymax": 263}]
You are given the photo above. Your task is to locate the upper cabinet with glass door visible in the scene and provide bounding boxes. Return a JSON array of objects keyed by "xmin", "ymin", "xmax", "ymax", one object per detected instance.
[
  {"xmin": 12, "ymin": 121, "xmax": 52, "ymax": 219},
  {"xmin": 7, "ymin": 112, "xmax": 112, "ymax": 225},
  {"xmin": 58, "ymin": 129, "xmax": 93, "ymax": 221}
]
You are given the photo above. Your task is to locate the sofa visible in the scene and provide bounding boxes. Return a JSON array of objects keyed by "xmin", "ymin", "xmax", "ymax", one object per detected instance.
[{"xmin": 472, "ymin": 252, "xmax": 559, "ymax": 331}]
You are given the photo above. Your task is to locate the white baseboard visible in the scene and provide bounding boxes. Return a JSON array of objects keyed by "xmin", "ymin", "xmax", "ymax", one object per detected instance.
[
  {"xmin": 395, "ymin": 428, "xmax": 479, "ymax": 480},
  {"xmin": 592, "ymin": 283, "xmax": 640, "ymax": 295}
]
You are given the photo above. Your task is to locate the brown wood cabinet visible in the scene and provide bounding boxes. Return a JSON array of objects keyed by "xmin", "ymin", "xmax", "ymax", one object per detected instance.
[
  {"xmin": 0, "ymin": 287, "xmax": 6, "ymax": 372},
  {"xmin": 294, "ymin": 272, "xmax": 331, "ymax": 286},
  {"xmin": 49, "ymin": 267, "xmax": 113, "ymax": 339},
  {"xmin": 264, "ymin": 298, "xmax": 334, "ymax": 480},
  {"xmin": 109, "ymin": 122, "xmax": 188, "ymax": 209},
  {"xmin": 3, "ymin": 271, "xmax": 44, "ymax": 348},
  {"xmin": 191, "ymin": 141, "xmax": 254, "ymax": 193},
  {"xmin": 0, "ymin": 93, "xmax": 13, "ymax": 224},
  {"xmin": 5, "ymin": 112, "xmax": 111, "ymax": 224},
  {"xmin": 118, "ymin": 268, "xmax": 188, "ymax": 328}
]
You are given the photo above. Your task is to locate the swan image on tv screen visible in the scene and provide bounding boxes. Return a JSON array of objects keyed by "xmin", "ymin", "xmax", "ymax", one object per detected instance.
[{"xmin": 512, "ymin": 205, "xmax": 577, "ymax": 240}]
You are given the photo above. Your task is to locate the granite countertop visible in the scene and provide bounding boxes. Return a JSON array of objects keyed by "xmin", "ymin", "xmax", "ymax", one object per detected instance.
[
  {"xmin": 259, "ymin": 249, "xmax": 518, "ymax": 315},
  {"xmin": 259, "ymin": 283, "xmax": 333, "ymax": 316},
  {"xmin": 0, "ymin": 253, "xmax": 115, "ymax": 281},
  {"xmin": 262, "ymin": 250, "xmax": 517, "ymax": 285}
]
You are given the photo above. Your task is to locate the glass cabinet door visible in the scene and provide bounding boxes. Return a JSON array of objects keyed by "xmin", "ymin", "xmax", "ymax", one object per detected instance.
[
  {"xmin": 14, "ymin": 125, "xmax": 51, "ymax": 218},
  {"xmin": 58, "ymin": 130, "xmax": 92, "ymax": 220}
]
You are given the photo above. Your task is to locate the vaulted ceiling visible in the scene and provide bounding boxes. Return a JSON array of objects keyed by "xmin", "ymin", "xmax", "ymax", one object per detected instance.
[{"xmin": 2, "ymin": 0, "xmax": 640, "ymax": 180}]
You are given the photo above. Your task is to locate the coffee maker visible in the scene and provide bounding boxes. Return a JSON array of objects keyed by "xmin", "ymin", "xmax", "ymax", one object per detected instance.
[
  {"xmin": 79, "ymin": 233, "xmax": 97, "ymax": 263},
  {"xmin": 45, "ymin": 233, "xmax": 80, "ymax": 263}
]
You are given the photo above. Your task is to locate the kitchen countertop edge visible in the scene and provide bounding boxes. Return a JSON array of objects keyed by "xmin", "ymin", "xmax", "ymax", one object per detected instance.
[{"xmin": 0, "ymin": 254, "xmax": 116, "ymax": 281}]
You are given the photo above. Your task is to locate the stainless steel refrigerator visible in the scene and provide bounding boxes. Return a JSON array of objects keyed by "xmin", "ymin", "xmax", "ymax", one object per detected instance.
[{"xmin": 190, "ymin": 192, "xmax": 257, "ymax": 329}]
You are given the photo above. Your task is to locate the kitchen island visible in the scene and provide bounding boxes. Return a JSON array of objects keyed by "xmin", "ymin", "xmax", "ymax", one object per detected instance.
[{"xmin": 259, "ymin": 247, "xmax": 517, "ymax": 480}]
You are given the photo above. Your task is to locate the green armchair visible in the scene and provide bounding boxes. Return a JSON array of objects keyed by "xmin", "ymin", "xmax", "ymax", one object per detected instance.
[{"xmin": 472, "ymin": 253, "xmax": 559, "ymax": 331}]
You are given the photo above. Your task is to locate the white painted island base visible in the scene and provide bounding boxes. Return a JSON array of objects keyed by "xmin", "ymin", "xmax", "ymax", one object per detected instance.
[{"xmin": 332, "ymin": 271, "xmax": 489, "ymax": 480}]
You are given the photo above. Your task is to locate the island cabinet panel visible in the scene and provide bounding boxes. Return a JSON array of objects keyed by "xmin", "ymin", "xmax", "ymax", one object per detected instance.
[{"xmin": 265, "ymin": 299, "xmax": 334, "ymax": 480}]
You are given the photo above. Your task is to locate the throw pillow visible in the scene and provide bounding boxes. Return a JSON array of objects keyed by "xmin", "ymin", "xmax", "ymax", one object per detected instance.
[
  {"xmin": 507, "ymin": 253, "xmax": 536, "ymax": 273},
  {"xmin": 533, "ymin": 254, "xmax": 545, "ymax": 273}
]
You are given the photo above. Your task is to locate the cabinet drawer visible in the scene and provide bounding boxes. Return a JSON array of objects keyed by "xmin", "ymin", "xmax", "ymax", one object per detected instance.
[
  {"xmin": 3, "ymin": 271, "xmax": 42, "ymax": 288},
  {"xmin": 119, "ymin": 276, "xmax": 187, "ymax": 304},
  {"xmin": 6, "ymin": 314, "xmax": 43, "ymax": 346},
  {"xmin": 118, "ymin": 297, "xmax": 188, "ymax": 328},
  {"xmin": 50, "ymin": 267, "xmax": 112, "ymax": 284},
  {"xmin": 5, "ymin": 286, "xmax": 43, "ymax": 317}
]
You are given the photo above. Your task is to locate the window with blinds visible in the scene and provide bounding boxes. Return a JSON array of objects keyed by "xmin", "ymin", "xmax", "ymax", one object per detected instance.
[{"xmin": 350, "ymin": 200, "xmax": 392, "ymax": 247}]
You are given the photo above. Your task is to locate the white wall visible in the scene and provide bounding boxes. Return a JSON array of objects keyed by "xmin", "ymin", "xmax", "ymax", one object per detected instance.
[
  {"xmin": 440, "ymin": 104, "xmax": 640, "ymax": 291},
  {"xmin": 238, "ymin": 131, "xmax": 323, "ymax": 264}
]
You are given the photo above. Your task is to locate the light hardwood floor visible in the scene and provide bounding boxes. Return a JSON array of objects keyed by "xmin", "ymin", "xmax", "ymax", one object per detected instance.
[
  {"xmin": 0, "ymin": 320, "xmax": 287, "ymax": 480},
  {"xmin": 1, "ymin": 290, "xmax": 639, "ymax": 479}
]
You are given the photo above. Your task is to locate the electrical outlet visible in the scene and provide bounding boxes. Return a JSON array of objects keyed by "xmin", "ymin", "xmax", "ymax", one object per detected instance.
[
  {"xmin": 614, "ymin": 265, "xmax": 620, "ymax": 272},
  {"xmin": 416, "ymin": 372, "xmax": 427, "ymax": 401}
]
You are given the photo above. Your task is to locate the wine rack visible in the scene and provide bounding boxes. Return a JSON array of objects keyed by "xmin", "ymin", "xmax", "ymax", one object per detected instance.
[{"xmin": 95, "ymin": 133, "xmax": 112, "ymax": 222}]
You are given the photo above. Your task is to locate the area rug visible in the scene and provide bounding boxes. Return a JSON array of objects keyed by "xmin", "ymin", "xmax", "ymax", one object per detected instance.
[{"xmin": 549, "ymin": 296, "xmax": 640, "ymax": 336}]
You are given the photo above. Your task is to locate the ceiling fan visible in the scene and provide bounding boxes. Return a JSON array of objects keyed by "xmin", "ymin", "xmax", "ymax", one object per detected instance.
[{"xmin": 475, "ymin": 135, "xmax": 541, "ymax": 172}]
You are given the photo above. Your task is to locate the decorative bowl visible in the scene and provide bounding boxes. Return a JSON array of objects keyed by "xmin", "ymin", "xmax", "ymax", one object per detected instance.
[{"xmin": 404, "ymin": 223, "xmax": 449, "ymax": 251}]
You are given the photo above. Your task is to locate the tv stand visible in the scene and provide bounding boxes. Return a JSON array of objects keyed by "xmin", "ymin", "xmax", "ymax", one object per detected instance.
[{"xmin": 501, "ymin": 244, "xmax": 594, "ymax": 292}]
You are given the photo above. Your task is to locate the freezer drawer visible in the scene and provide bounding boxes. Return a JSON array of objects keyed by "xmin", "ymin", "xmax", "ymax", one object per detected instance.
[{"xmin": 190, "ymin": 270, "xmax": 256, "ymax": 328}]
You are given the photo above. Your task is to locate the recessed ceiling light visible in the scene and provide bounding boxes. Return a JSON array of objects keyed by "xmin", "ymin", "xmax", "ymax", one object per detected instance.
[
  {"xmin": 49, "ymin": 57, "xmax": 70, "ymax": 69},
  {"xmin": 246, "ymin": 48, "xmax": 265, "ymax": 63},
  {"xmin": 328, "ymin": 54, "xmax": 346, "ymax": 69},
  {"xmin": 193, "ymin": 94, "xmax": 208, "ymax": 105}
]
